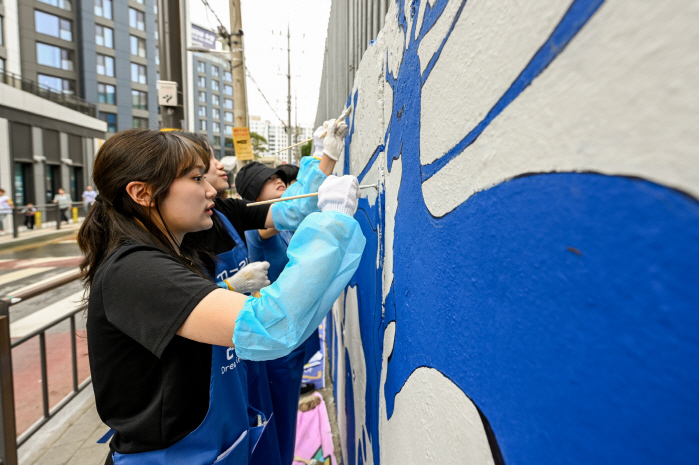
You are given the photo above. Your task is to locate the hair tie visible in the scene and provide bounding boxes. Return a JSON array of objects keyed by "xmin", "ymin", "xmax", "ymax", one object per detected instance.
[{"xmin": 95, "ymin": 195, "xmax": 102, "ymax": 203}]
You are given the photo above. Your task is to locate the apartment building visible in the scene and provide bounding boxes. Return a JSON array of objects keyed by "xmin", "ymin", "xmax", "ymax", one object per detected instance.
[
  {"xmin": 191, "ymin": 48, "xmax": 233, "ymax": 159},
  {"xmin": 249, "ymin": 115, "xmax": 313, "ymax": 165}
]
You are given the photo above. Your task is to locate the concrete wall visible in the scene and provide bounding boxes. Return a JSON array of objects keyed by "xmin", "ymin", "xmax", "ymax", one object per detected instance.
[{"xmin": 318, "ymin": 1, "xmax": 699, "ymax": 464}]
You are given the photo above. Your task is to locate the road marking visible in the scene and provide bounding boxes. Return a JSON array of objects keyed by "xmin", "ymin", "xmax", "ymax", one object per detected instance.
[
  {"xmin": 0, "ymin": 267, "xmax": 55, "ymax": 286},
  {"xmin": 10, "ymin": 291, "xmax": 85, "ymax": 339}
]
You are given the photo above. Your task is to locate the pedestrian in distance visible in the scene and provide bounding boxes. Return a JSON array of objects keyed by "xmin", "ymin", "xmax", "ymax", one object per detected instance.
[
  {"xmin": 82, "ymin": 185, "xmax": 97, "ymax": 213},
  {"xmin": 0, "ymin": 188, "xmax": 13, "ymax": 235},
  {"xmin": 21, "ymin": 203, "xmax": 37, "ymax": 230},
  {"xmin": 53, "ymin": 188, "xmax": 72, "ymax": 223},
  {"xmin": 77, "ymin": 128, "xmax": 365, "ymax": 465}
]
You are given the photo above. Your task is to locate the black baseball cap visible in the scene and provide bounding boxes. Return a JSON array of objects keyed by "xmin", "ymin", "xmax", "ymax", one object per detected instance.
[{"xmin": 234, "ymin": 162, "xmax": 288, "ymax": 201}]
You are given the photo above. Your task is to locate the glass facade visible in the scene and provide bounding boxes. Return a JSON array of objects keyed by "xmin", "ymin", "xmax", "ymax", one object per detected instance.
[
  {"xmin": 36, "ymin": 43, "xmax": 74, "ymax": 70},
  {"xmin": 131, "ymin": 63, "xmax": 146, "ymax": 84},
  {"xmin": 131, "ymin": 90, "xmax": 147, "ymax": 110},
  {"xmin": 94, "ymin": 0, "xmax": 112, "ymax": 19},
  {"xmin": 97, "ymin": 54, "xmax": 115, "ymax": 76},
  {"xmin": 39, "ymin": 74, "xmax": 75, "ymax": 94},
  {"xmin": 129, "ymin": 8, "xmax": 144, "ymax": 31},
  {"xmin": 130, "ymin": 35, "xmax": 146, "ymax": 57},
  {"xmin": 35, "ymin": 10, "xmax": 73, "ymax": 41},
  {"xmin": 98, "ymin": 83, "xmax": 116, "ymax": 104},
  {"xmin": 99, "ymin": 112, "xmax": 117, "ymax": 132},
  {"xmin": 96, "ymin": 25, "xmax": 114, "ymax": 48}
]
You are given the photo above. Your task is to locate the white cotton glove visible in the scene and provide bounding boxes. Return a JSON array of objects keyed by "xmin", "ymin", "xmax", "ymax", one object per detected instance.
[
  {"xmin": 311, "ymin": 125, "xmax": 325, "ymax": 159},
  {"xmin": 224, "ymin": 261, "xmax": 271, "ymax": 294},
  {"xmin": 321, "ymin": 119, "xmax": 349, "ymax": 161},
  {"xmin": 317, "ymin": 175, "xmax": 360, "ymax": 216}
]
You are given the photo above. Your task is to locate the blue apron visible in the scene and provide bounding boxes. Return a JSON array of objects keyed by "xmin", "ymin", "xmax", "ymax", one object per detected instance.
[
  {"xmin": 212, "ymin": 211, "xmax": 283, "ymax": 465},
  {"xmin": 111, "ymin": 211, "xmax": 270, "ymax": 465}
]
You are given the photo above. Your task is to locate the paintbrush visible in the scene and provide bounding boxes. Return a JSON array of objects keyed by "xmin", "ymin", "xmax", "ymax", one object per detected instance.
[{"xmin": 246, "ymin": 184, "xmax": 378, "ymax": 207}]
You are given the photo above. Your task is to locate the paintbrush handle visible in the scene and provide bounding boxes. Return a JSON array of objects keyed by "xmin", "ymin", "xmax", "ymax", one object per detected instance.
[
  {"xmin": 245, "ymin": 184, "xmax": 378, "ymax": 207},
  {"xmin": 270, "ymin": 107, "xmax": 352, "ymax": 155}
]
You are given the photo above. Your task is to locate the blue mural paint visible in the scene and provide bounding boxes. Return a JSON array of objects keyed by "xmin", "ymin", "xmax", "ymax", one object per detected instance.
[
  {"xmin": 344, "ymin": 349, "xmax": 356, "ymax": 465},
  {"xmin": 335, "ymin": 1, "xmax": 699, "ymax": 464},
  {"xmin": 421, "ymin": 0, "xmax": 605, "ymax": 181}
]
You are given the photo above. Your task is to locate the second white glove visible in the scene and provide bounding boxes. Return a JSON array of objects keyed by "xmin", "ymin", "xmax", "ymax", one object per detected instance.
[
  {"xmin": 317, "ymin": 175, "xmax": 360, "ymax": 216},
  {"xmin": 225, "ymin": 261, "xmax": 271, "ymax": 294},
  {"xmin": 321, "ymin": 119, "xmax": 349, "ymax": 161},
  {"xmin": 311, "ymin": 125, "xmax": 325, "ymax": 158}
]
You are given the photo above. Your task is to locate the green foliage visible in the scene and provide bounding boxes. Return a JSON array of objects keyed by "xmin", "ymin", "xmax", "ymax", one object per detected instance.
[
  {"xmin": 300, "ymin": 140, "xmax": 312, "ymax": 158},
  {"xmin": 250, "ymin": 132, "xmax": 268, "ymax": 158}
]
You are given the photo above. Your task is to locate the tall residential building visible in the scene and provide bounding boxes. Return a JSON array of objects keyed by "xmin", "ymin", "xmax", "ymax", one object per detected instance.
[
  {"xmin": 190, "ymin": 47, "xmax": 233, "ymax": 159},
  {"xmin": 249, "ymin": 116, "xmax": 313, "ymax": 165},
  {"xmin": 15, "ymin": 0, "xmax": 160, "ymax": 133}
]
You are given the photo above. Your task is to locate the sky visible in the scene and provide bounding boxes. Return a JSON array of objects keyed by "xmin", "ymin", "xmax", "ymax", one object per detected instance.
[{"xmin": 189, "ymin": 0, "xmax": 332, "ymax": 128}]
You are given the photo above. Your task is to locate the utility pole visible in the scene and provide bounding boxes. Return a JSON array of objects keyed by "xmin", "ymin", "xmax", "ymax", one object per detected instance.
[
  {"xmin": 286, "ymin": 25, "xmax": 292, "ymax": 164},
  {"xmin": 229, "ymin": 0, "xmax": 248, "ymax": 129},
  {"xmin": 158, "ymin": 0, "xmax": 186, "ymax": 129}
]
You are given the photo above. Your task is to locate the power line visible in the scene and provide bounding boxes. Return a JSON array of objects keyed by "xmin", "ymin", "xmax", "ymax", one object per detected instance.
[
  {"xmin": 199, "ymin": 0, "xmax": 228, "ymax": 34},
  {"xmin": 246, "ymin": 66, "xmax": 288, "ymax": 128}
]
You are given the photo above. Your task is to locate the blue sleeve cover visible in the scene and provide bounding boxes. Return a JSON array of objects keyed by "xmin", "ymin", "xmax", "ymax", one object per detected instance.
[
  {"xmin": 233, "ymin": 211, "xmax": 365, "ymax": 361},
  {"xmin": 270, "ymin": 157, "xmax": 327, "ymax": 231}
]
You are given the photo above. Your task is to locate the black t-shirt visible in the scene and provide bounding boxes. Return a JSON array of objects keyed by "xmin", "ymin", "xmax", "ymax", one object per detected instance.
[
  {"xmin": 185, "ymin": 197, "xmax": 270, "ymax": 254},
  {"xmin": 87, "ymin": 242, "xmax": 220, "ymax": 455}
]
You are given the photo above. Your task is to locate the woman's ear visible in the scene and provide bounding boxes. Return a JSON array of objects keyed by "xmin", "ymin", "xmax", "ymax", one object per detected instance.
[{"xmin": 125, "ymin": 181, "xmax": 153, "ymax": 207}]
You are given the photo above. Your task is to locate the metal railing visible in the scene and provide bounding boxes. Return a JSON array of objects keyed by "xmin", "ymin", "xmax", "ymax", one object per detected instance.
[
  {"xmin": 0, "ymin": 269, "xmax": 87, "ymax": 465},
  {"xmin": 0, "ymin": 70, "xmax": 97, "ymax": 118},
  {"xmin": 9, "ymin": 203, "xmax": 82, "ymax": 239}
]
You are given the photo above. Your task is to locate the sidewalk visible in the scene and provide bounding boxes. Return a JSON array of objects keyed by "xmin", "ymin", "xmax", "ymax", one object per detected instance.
[
  {"xmin": 0, "ymin": 222, "xmax": 82, "ymax": 253},
  {"xmin": 18, "ymin": 387, "xmax": 110, "ymax": 465}
]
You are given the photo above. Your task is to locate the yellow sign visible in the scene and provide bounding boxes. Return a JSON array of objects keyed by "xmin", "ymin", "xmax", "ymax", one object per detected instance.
[{"xmin": 232, "ymin": 127, "xmax": 254, "ymax": 161}]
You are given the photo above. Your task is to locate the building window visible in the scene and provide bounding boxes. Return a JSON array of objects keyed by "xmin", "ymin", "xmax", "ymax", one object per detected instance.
[
  {"xmin": 197, "ymin": 61, "xmax": 205, "ymax": 73},
  {"xmin": 212, "ymin": 122, "xmax": 220, "ymax": 133},
  {"xmin": 198, "ymin": 91, "xmax": 206, "ymax": 103},
  {"xmin": 198, "ymin": 76, "xmax": 206, "ymax": 88},
  {"xmin": 37, "ymin": 43, "xmax": 74, "ymax": 70},
  {"xmin": 0, "ymin": 59, "xmax": 5, "ymax": 73},
  {"xmin": 211, "ymin": 94, "xmax": 220, "ymax": 106},
  {"xmin": 224, "ymin": 85, "xmax": 233, "ymax": 96},
  {"xmin": 129, "ymin": 8, "xmax": 145, "ymax": 31},
  {"xmin": 133, "ymin": 0, "xmax": 144, "ymax": 4},
  {"xmin": 224, "ymin": 112, "xmax": 233, "ymax": 123},
  {"xmin": 35, "ymin": 11, "xmax": 73, "ymax": 41},
  {"xmin": 225, "ymin": 125, "xmax": 233, "ymax": 136},
  {"xmin": 224, "ymin": 98, "xmax": 233, "ymax": 109},
  {"xmin": 211, "ymin": 66, "xmax": 219, "ymax": 77},
  {"xmin": 130, "ymin": 35, "xmax": 146, "ymax": 58},
  {"xmin": 225, "ymin": 138, "xmax": 233, "ymax": 148},
  {"xmin": 198, "ymin": 106, "xmax": 206, "ymax": 117},
  {"xmin": 98, "ymin": 83, "xmax": 116, "ymax": 104},
  {"xmin": 94, "ymin": 0, "xmax": 112, "ymax": 19},
  {"xmin": 131, "ymin": 90, "xmax": 147, "ymax": 110},
  {"xmin": 131, "ymin": 63, "xmax": 147, "ymax": 84},
  {"xmin": 155, "ymin": 46, "xmax": 159, "ymax": 65},
  {"xmin": 212, "ymin": 108, "xmax": 220, "ymax": 120},
  {"xmin": 0, "ymin": 16, "xmax": 4, "ymax": 46},
  {"xmin": 211, "ymin": 80, "xmax": 219, "ymax": 92},
  {"xmin": 96, "ymin": 54, "xmax": 115, "ymax": 77},
  {"xmin": 38, "ymin": 0, "xmax": 71, "ymax": 11},
  {"xmin": 95, "ymin": 25, "xmax": 114, "ymax": 48},
  {"xmin": 99, "ymin": 112, "xmax": 117, "ymax": 132},
  {"xmin": 224, "ymin": 71, "xmax": 232, "ymax": 81},
  {"xmin": 212, "ymin": 135, "xmax": 221, "ymax": 146},
  {"xmin": 39, "ymin": 74, "xmax": 75, "ymax": 94},
  {"xmin": 133, "ymin": 117, "xmax": 148, "ymax": 129},
  {"xmin": 200, "ymin": 120, "xmax": 207, "ymax": 131}
]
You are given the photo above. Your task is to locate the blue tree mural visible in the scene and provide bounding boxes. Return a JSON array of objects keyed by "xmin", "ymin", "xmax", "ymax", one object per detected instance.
[{"xmin": 335, "ymin": 1, "xmax": 699, "ymax": 464}]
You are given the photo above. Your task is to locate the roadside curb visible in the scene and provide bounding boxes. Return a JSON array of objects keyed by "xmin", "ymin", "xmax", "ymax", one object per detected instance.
[{"xmin": 0, "ymin": 228, "xmax": 80, "ymax": 253}]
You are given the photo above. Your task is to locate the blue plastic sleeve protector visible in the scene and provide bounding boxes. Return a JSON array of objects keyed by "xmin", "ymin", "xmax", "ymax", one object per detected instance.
[
  {"xmin": 233, "ymin": 211, "xmax": 366, "ymax": 361},
  {"xmin": 270, "ymin": 156, "xmax": 326, "ymax": 231}
]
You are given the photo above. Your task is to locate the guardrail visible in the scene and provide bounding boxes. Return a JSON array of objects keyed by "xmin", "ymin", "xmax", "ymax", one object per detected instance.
[
  {"xmin": 0, "ymin": 70, "xmax": 97, "ymax": 118},
  {"xmin": 0, "ymin": 269, "xmax": 86, "ymax": 465},
  {"xmin": 8, "ymin": 203, "xmax": 83, "ymax": 239}
]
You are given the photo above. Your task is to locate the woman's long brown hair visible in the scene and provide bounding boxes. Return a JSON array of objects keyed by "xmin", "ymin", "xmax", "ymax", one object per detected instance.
[{"xmin": 77, "ymin": 129, "xmax": 212, "ymax": 289}]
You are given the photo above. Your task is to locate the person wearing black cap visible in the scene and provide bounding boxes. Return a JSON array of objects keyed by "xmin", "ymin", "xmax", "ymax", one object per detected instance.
[{"xmin": 235, "ymin": 129, "xmax": 345, "ymax": 465}]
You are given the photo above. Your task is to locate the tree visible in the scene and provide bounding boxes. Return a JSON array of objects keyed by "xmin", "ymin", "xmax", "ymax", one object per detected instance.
[
  {"xmin": 250, "ymin": 132, "xmax": 268, "ymax": 158},
  {"xmin": 300, "ymin": 140, "xmax": 312, "ymax": 158}
]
